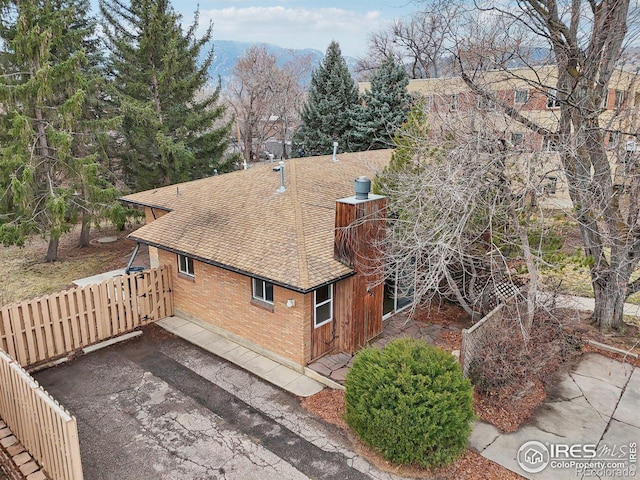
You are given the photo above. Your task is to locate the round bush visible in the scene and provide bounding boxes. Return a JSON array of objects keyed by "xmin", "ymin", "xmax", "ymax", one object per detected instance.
[{"xmin": 344, "ymin": 338, "xmax": 474, "ymax": 468}]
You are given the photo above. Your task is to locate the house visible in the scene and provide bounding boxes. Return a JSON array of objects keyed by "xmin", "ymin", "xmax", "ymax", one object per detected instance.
[
  {"xmin": 361, "ymin": 65, "xmax": 639, "ymax": 150},
  {"xmin": 360, "ymin": 65, "xmax": 640, "ymax": 205},
  {"xmin": 120, "ymin": 150, "xmax": 406, "ymax": 369}
]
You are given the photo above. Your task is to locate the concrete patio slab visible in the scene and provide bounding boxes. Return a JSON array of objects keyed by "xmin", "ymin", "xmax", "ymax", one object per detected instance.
[
  {"xmin": 612, "ymin": 368, "xmax": 640, "ymax": 428},
  {"xmin": 173, "ymin": 321, "xmax": 207, "ymax": 338},
  {"xmin": 156, "ymin": 315, "xmax": 190, "ymax": 330},
  {"xmin": 552, "ymin": 374, "xmax": 583, "ymax": 400},
  {"xmin": 468, "ymin": 421, "xmax": 501, "ymax": 452},
  {"xmin": 186, "ymin": 328, "xmax": 222, "ymax": 349},
  {"xmin": 572, "ymin": 353, "xmax": 632, "ymax": 388},
  {"xmin": 72, "ymin": 269, "xmax": 125, "ymax": 287},
  {"xmin": 533, "ymin": 396, "xmax": 609, "ymax": 443},
  {"xmin": 600, "ymin": 418, "xmax": 640, "ymax": 449},
  {"xmin": 475, "ymin": 354, "xmax": 638, "ymax": 479},
  {"xmin": 206, "ymin": 336, "xmax": 243, "ymax": 355},
  {"xmin": 481, "ymin": 425, "xmax": 566, "ymax": 479},
  {"xmin": 568, "ymin": 373, "xmax": 623, "ymax": 418}
]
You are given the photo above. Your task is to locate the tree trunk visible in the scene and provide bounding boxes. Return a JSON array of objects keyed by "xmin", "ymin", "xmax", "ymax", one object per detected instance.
[
  {"xmin": 78, "ymin": 210, "xmax": 91, "ymax": 247},
  {"xmin": 592, "ymin": 280, "xmax": 626, "ymax": 331},
  {"xmin": 45, "ymin": 236, "xmax": 59, "ymax": 262}
]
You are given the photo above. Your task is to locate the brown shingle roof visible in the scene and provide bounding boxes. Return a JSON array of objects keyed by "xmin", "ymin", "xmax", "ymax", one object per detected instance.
[{"xmin": 121, "ymin": 150, "xmax": 391, "ymax": 291}]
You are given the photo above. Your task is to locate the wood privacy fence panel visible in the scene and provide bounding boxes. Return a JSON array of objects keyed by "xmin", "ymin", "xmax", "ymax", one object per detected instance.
[
  {"xmin": 0, "ymin": 267, "xmax": 173, "ymax": 368},
  {"xmin": 0, "ymin": 349, "xmax": 83, "ymax": 480}
]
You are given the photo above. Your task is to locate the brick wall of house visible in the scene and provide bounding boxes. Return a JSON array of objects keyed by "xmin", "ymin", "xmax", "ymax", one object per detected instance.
[{"xmin": 157, "ymin": 249, "xmax": 312, "ymax": 365}]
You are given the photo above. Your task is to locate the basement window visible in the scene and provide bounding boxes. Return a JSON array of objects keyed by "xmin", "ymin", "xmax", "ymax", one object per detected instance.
[
  {"xmin": 252, "ymin": 278, "xmax": 274, "ymax": 304},
  {"xmin": 178, "ymin": 254, "xmax": 195, "ymax": 277},
  {"xmin": 314, "ymin": 284, "xmax": 333, "ymax": 328}
]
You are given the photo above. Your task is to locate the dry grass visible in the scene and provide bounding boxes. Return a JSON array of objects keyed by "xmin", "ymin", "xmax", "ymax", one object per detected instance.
[{"xmin": 0, "ymin": 224, "xmax": 142, "ymax": 306}]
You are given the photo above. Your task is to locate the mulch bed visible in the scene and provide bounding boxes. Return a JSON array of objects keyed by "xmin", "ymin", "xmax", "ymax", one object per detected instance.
[
  {"xmin": 300, "ymin": 302, "xmax": 640, "ymax": 478},
  {"xmin": 473, "ymin": 380, "xmax": 546, "ymax": 432}
]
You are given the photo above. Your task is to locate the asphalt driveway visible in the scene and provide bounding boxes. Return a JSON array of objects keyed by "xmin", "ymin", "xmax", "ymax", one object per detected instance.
[{"xmin": 34, "ymin": 325, "xmax": 402, "ymax": 480}]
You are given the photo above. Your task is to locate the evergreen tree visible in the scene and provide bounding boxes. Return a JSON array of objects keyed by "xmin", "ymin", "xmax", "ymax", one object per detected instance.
[
  {"xmin": 100, "ymin": 0, "xmax": 236, "ymax": 192},
  {"xmin": 373, "ymin": 98, "xmax": 436, "ymax": 196},
  {"xmin": 294, "ymin": 41, "xmax": 359, "ymax": 156},
  {"xmin": 0, "ymin": 0, "xmax": 120, "ymax": 261},
  {"xmin": 350, "ymin": 56, "xmax": 411, "ymax": 151}
]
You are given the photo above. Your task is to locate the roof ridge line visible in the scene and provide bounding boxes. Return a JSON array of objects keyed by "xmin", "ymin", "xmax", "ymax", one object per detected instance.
[{"xmin": 288, "ymin": 159, "xmax": 310, "ymax": 289}]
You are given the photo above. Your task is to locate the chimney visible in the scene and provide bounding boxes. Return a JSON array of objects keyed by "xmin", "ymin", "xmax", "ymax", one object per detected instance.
[
  {"xmin": 354, "ymin": 176, "xmax": 371, "ymax": 200},
  {"xmin": 333, "ymin": 176, "xmax": 387, "ymax": 354}
]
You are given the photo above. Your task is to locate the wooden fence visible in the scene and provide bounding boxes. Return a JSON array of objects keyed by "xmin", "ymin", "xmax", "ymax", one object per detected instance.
[
  {"xmin": 0, "ymin": 349, "xmax": 83, "ymax": 480},
  {"xmin": 0, "ymin": 266, "xmax": 173, "ymax": 368},
  {"xmin": 460, "ymin": 304, "xmax": 503, "ymax": 377}
]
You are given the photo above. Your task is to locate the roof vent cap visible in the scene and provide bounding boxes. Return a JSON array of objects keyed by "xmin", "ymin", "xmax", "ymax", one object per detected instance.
[{"xmin": 354, "ymin": 176, "xmax": 371, "ymax": 200}]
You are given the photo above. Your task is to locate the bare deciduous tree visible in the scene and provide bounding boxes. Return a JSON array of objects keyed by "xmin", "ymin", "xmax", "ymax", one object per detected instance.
[
  {"xmin": 356, "ymin": 0, "xmax": 462, "ymax": 80},
  {"xmin": 457, "ymin": 0, "xmax": 640, "ymax": 330},
  {"xmin": 374, "ymin": 100, "xmax": 555, "ymax": 331},
  {"xmin": 393, "ymin": 0, "xmax": 640, "ymax": 331},
  {"xmin": 224, "ymin": 45, "xmax": 311, "ymax": 163}
]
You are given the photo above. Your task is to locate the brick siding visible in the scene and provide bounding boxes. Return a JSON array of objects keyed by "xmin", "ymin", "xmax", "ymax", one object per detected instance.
[{"xmin": 158, "ymin": 249, "xmax": 312, "ymax": 365}]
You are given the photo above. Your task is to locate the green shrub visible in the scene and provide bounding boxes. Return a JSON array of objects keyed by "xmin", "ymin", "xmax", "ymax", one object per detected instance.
[{"xmin": 344, "ymin": 338, "xmax": 475, "ymax": 468}]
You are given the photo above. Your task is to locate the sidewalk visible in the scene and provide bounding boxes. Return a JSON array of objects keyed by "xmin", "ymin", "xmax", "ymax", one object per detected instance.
[
  {"xmin": 542, "ymin": 292, "xmax": 640, "ymax": 318},
  {"xmin": 156, "ymin": 315, "xmax": 327, "ymax": 397},
  {"xmin": 470, "ymin": 353, "xmax": 639, "ymax": 479}
]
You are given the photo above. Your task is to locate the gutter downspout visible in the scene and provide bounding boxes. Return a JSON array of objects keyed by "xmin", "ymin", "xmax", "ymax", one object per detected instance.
[{"xmin": 125, "ymin": 243, "xmax": 142, "ymax": 274}]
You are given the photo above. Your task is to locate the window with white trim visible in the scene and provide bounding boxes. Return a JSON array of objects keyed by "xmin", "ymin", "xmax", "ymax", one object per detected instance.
[
  {"xmin": 178, "ymin": 254, "xmax": 194, "ymax": 277},
  {"xmin": 252, "ymin": 278, "xmax": 274, "ymax": 304},
  {"xmin": 314, "ymin": 284, "xmax": 333, "ymax": 328},
  {"xmin": 614, "ymin": 90, "xmax": 626, "ymax": 109},
  {"xmin": 514, "ymin": 89, "xmax": 529, "ymax": 104},
  {"xmin": 547, "ymin": 88, "xmax": 561, "ymax": 108}
]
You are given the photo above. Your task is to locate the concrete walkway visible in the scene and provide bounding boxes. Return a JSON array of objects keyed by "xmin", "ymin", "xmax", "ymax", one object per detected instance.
[
  {"xmin": 470, "ymin": 353, "xmax": 639, "ymax": 479},
  {"xmin": 156, "ymin": 316, "xmax": 325, "ymax": 397},
  {"xmin": 550, "ymin": 293, "xmax": 640, "ymax": 318}
]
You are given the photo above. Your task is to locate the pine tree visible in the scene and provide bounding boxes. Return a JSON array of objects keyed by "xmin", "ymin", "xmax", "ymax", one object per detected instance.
[
  {"xmin": 373, "ymin": 98, "xmax": 436, "ymax": 195},
  {"xmin": 350, "ymin": 56, "xmax": 411, "ymax": 151},
  {"xmin": 294, "ymin": 41, "xmax": 359, "ymax": 156},
  {"xmin": 100, "ymin": 0, "xmax": 236, "ymax": 192},
  {"xmin": 0, "ymin": 0, "xmax": 120, "ymax": 261}
]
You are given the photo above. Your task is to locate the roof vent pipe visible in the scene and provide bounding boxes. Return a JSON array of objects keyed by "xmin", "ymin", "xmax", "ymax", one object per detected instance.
[
  {"xmin": 332, "ymin": 141, "xmax": 339, "ymax": 162},
  {"xmin": 277, "ymin": 161, "xmax": 286, "ymax": 192},
  {"xmin": 354, "ymin": 176, "xmax": 371, "ymax": 200}
]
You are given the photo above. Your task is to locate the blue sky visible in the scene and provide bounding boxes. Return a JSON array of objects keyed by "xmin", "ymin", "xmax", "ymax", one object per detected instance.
[{"xmin": 175, "ymin": 1, "xmax": 419, "ymax": 57}]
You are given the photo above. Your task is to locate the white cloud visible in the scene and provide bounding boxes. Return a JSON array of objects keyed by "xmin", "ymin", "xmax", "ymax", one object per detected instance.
[{"xmin": 197, "ymin": 6, "xmax": 386, "ymax": 57}]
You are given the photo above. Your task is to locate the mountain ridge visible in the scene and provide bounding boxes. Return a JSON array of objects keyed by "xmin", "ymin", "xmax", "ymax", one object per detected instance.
[{"xmin": 208, "ymin": 40, "xmax": 359, "ymax": 86}]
